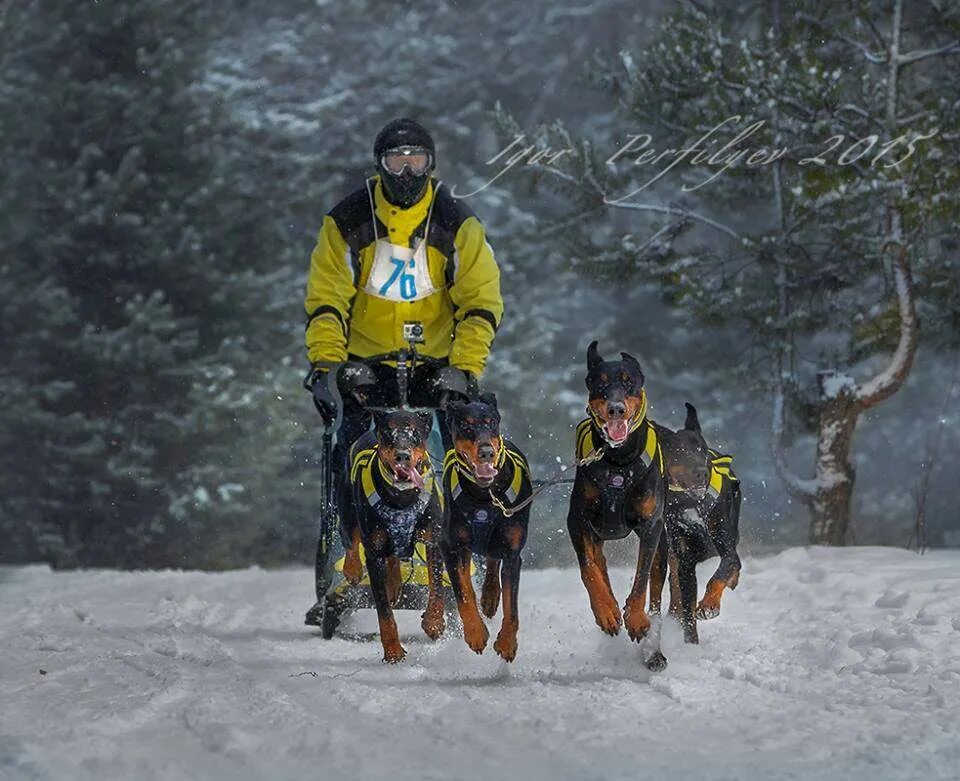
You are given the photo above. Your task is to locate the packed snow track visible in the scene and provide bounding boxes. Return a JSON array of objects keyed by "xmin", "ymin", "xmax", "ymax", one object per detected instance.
[{"xmin": 2, "ymin": 547, "xmax": 959, "ymax": 780}]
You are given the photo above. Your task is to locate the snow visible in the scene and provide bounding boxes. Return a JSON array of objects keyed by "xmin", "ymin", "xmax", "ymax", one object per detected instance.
[{"xmin": 2, "ymin": 547, "xmax": 959, "ymax": 780}]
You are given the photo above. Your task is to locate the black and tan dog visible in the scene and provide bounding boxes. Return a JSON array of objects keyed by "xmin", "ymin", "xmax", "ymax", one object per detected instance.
[
  {"xmin": 338, "ymin": 410, "xmax": 446, "ymax": 663},
  {"xmin": 566, "ymin": 341, "xmax": 668, "ymax": 671},
  {"xmin": 441, "ymin": 394, "xmax": 532, "ymax": 661},
  {"xmin": 650, "ymin": 403, "xmax": 742, "ymax": 644}
]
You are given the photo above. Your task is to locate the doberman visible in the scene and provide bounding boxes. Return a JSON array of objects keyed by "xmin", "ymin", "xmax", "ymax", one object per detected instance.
[
  {"xmin": 338, "ymin": 409, "xmax": 446, "ymax": 663},
  {"xmin": 441, "ymin": 394, "xmax": 532, "ymax": 662},
  {"xmin": 566, "ymin": 341, "xmax": 668, "ymax": 671},
  {"xmin": 651, "ymin": 403, "xmax": 742, "ymax": 644}
]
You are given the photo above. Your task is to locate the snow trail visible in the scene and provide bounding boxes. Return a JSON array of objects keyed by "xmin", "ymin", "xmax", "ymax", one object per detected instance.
[{"xmin": 2, "ymin": 547, "xmax": 959, "ymax": 780}]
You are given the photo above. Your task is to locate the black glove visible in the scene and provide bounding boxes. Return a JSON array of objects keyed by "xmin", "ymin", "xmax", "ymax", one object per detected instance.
[
  {"xmin": 305, "ymin": 366, "xmax": 337, "ymax": 425},
  {"xmin": 464, "ymin": 370, "xmax": 480, "ymax": 400},
  {"xmin": 435, "ymin": 366, "xmax": 479, "ymax": 407}
]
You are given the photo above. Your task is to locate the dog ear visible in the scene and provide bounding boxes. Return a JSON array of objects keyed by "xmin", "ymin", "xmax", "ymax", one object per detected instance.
[
  {"xmin": 683, "ymin": 402, "xmax": 702, "ymax": 434},
  {"xmin": 372, "ymin": 410, "xmax": 388, "ymax": 432},
  {"xmin": 587, "ymin": 340, "xmax": 603, "ymax": 373},
  {"xmin": 620, "ymin": 351, "xmax": 645, "ymax": 386},
  {"xmin": 478, "ymin": 391, "xmax": 498, "ymax": 409}
]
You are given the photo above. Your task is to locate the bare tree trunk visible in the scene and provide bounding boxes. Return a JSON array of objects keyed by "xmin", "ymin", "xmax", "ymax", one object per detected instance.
[{"xmin": 808, "ymin": 374, "xmax": 860, "ymax": 545}]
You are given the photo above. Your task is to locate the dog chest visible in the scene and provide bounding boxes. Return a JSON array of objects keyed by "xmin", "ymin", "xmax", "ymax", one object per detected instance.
[{"xmin": 584, "ymin": 464, "xmax": 646, "ymax": 539}]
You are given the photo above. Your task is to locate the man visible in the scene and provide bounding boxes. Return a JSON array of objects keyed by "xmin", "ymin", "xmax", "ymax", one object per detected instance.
[{"xmin": 303, "ymin": 118, "xmax": 504, "ymax": 624}]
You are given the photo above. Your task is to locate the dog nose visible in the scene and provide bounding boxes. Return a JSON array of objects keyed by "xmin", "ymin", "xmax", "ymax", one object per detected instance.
[
  {"xmin": 477, "ymin": 443, "xmax": 495, "ymax": 462},
  {"xmin": 394, "ymin": 450, "xmax": 412, "ymax": 465},
  {"xmin": 606, "ymin": 401, "xmax": 626, "ymax": 419}
]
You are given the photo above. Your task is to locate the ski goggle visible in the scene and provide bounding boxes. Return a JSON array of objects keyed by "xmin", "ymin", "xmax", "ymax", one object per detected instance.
[{"xmin": 380, "ymin": 146, "xmax": 433, "ymax": 176}]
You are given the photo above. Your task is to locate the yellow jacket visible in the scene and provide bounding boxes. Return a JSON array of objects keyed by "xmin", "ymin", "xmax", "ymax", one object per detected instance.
[{"xmin": 304, "ymin": 176, "xmax": 503, "ymax": 377}]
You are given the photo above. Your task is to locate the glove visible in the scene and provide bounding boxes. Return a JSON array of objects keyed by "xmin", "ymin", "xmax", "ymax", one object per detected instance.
[
  {"xmin": 436, "ymin": 366, "xmax": 479, "ymax": 406},
  {"xmin": 305, "ymin": 366, "xmax": 337, "ymax": 425},
  {"xmin": 464, "ymin": 370, "xmax": 480, "ymax": 401}
]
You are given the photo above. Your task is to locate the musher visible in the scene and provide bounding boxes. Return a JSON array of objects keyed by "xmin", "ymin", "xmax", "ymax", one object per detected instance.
[{"xmin": 302, "ymin": 118, "xmax": 504, "ymax": 625}]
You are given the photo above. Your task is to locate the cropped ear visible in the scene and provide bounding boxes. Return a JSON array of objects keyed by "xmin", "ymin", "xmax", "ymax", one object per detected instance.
[
  {"xmin": 587, "ymin": 340, "xmax": 603, "ymax": 373},
  {"xmin": 620, "ymin": 351, "xmax": 645, "ymax": 386},
  {"xmin": 478, "ymin": 391, "xmax": 498, "ymax": 409},
  {"xmin": 683, "ymin": 402, "xmax": 702, "ymax": 434}
]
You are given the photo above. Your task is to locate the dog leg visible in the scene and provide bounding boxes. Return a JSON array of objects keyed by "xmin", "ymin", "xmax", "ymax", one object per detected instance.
[
  {"xmin": 698, "ymin": 487, "xmax": 742, "ymax": 620},
  {"xmin": 648, "ymin": 530, "xmax": 667, "ymax": 615},
  {"xmin": 421, "ymin": 543, "xmax": 446, "ymax": 640},
  {"xmin": 697, "ymin": 553, "xmax": 740, "ymax": 620},
  {"xmin": 571, "ymin": 524, "xmax": 622, "ymax": 636},
  {"xmin": 442, "ymin": 543, "xmax": 488, "ymax": 654},
  {"xmin": 676, "ymin": 540, "xmax": 699, "ymax": 644},
  {"xmin": 480, "ymin": 557, "xmax": 501, "ymax": 619},
  {"xmin": 342, "ymin": 527, "xmax": 364, "ymax": 585},
  {"xmin": 493, "ymin": 527, "xmax": 523, "ymax": 662},
  {"xmin": 367, "ymin": 555, "xmax": 405, "ymax": 663},
  {"xmin": 385, "ymin": 555, "xmax": 402, "ymax": 606},
  {"xmin": 667, "ymin": 551, "xmax": 682, "ymax": 616},
  {"xmin": 623, "ymin": 512, "xmax": 662, "ymax": 643}
]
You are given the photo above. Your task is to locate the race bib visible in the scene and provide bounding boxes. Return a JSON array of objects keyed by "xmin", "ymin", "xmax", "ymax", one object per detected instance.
[{"xmin": 365, "ymin": 238, "xmax": 436, "ymax": 302}]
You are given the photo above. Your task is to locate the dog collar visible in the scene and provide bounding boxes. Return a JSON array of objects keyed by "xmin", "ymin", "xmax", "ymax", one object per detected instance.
[
  {"xmin": 576, "ymin": 411, "xmax": 662, "ymax": 474},
  {"xmin": 445, "ymin": 446, "xmax": 524, "ymax": 505},
  {"xmin": 364, "ymin": 449, "xmax": 435, "ymax": 498},
  {"xmin": 587, "ymin": 388, "xmax": 648, "ymax": 447}
]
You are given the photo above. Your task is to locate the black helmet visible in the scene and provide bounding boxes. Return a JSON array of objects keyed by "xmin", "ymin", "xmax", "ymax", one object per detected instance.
[{"xmin": 374, "ymin": 118, "xmax": 436, "ymax": 208}]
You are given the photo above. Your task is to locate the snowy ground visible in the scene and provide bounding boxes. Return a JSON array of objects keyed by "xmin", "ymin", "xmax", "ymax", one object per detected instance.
[{"xmin": 2, "ymin": 547, "xmax": 959, "ymax": 781}]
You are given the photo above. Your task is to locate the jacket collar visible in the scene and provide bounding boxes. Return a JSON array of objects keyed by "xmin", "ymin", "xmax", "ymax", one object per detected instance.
[{"xmin": 372, "ymin": 175, "xmax": 435, "ymax": 245}]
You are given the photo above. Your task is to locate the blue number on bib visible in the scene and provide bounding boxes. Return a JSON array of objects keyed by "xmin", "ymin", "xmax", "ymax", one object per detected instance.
[{"xmin": 379, "ymin": 257, "xmax": 418, "ymax": 300}]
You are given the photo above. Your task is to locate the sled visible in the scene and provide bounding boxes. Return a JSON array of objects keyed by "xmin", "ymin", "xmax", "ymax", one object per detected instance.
[{"xmin": 317, "ymin": 542, "xmax": 476, "ymax": 639}]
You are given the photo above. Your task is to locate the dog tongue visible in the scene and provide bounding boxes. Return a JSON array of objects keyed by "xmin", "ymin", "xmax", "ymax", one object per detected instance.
[
  {"xmin": 395, "ymin": 465, "xmax": 424, "ymax": 489},
  {"xmin": 475, "ymin": 462, "xmax": 498, "ymax": 481},
  {"xmin": 606, "ymin": 419, "xmax": 628, "ymax": 442}
]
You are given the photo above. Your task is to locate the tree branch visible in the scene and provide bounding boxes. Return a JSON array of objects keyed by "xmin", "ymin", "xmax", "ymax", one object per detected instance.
[
  {"xmin": 602, "ymin": 200, "xmax": 743, "ymax": 241},
  {"xmin": 898, "ymin": 40, "xmax": 960, "ymax": 65},
  {"xmin": 854, "ymin": 229, "xmax": 919, "ymax": 407}
]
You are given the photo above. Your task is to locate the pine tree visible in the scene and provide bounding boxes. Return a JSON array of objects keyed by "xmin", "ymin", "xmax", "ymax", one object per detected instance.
[
  {"xmin": 0, "ymin": 0, "xmax": 306, "ymax": 566},
  {"xmin": 495, "ymin": 0, "xmax": 960, "ymax": 544}
]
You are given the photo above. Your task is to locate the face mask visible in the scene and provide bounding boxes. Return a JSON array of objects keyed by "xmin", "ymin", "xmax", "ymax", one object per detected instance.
[{"xmin": 378, "ymin": 166, "xmax": 430, "ymax": 208}]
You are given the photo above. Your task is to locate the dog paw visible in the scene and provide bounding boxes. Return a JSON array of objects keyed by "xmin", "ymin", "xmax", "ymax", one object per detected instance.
[
  {"xmin": 463, "ymin": 620, "xmax": 489, "ymax": 654},
  {"xmin": 493, "ymin": 630, "xmax": 517, "ymax": 662},
  {"xmin": 591, "ymin": 599, "xmax": 622, "ymax": 636},
  {"xmin": 421, "ymin": 612, "xmax": 445, "ymax": 641},
  {"xmin": 623, "ymin": 602, "xmax": 651, "ymax": 642},
  {"xmin": 696, "ymin": 601, "xmax": 720, "ymax": 621},
  {"xmin": 382, "ymin": 644, "xmax": 407, "ymax": 664},
  {"xmin": 480, "ymin": 582, "xmax": 501, "ymax": 619},
  {"xmin": 644, "ymin": 650, "xmax": 668, "ymax": 672}
]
